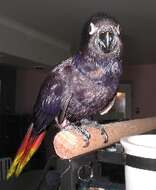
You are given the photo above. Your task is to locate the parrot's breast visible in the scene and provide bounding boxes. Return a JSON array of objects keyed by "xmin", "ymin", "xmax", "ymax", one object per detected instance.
[{"xmin": 64, "ymin": 69, "xmax": 118, "ymax": 121}]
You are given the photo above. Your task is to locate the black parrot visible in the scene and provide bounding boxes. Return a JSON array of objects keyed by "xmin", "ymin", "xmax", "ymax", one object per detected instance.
[{"xmin": 7, "ymin": 13, "xmax": 123, "ymax": 179}]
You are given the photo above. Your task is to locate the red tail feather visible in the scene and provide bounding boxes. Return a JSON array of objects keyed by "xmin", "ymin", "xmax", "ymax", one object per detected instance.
[{"xmin": 7, "ymin": 124, "xmax": 46, "ymax": 179}]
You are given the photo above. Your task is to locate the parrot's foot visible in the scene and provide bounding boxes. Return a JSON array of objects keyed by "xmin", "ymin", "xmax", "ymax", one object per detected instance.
[
  {"xmin": 55, "ymin": 117, "xmax": 90, "ymax": 147},
  {"xmin": 81, "ymin": 120, "xmax": 108, "ymax": 143},
  {"xmin": 72, "ymin": 124, "xmax": 90, "ymax": 147}
]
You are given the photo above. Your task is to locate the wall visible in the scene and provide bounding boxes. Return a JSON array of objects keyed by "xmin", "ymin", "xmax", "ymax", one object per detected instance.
[
  {"xmin": 0, "ymin": 16, "xmax": 70, "ymax": 67},
  {"xmin": 0, "ymin": 66, "xmax": 16, "ymax": 113},
  {"xmin": 16, "ymin": 64, "xmax": 156, "ymax": 119},
  {"xmin": 15, "ymin": 68, "xmax": 48, "ymax": 114},
  {"xmin": 123, "ymin": 64, "xmax": 156, "ymax": 119}
]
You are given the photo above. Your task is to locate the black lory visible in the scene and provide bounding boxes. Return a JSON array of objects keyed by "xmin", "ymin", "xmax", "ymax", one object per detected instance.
[{"xmin": 7, "ymin": 13, "xmax": 123, "ymax": 179}]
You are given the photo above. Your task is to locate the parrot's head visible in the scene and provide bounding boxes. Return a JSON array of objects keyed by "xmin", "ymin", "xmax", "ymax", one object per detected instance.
[{"xmin": 80, "ymin": 13, "xmax": 123, "ymax": 59}]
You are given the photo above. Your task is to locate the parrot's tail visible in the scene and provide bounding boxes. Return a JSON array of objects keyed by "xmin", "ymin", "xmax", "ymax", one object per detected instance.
[{"xmin": 7, "ymin": 123, "xmax": 46, "ymax": 179}]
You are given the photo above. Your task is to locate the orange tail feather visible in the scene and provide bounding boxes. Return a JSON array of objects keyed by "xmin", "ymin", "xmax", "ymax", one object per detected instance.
[
  {"xmin": 7, "ymin": 124, "xmax": 46, "ymax": 179},
  {"xmin": 15, "ymin": 132, "xmax": 45, "ymax": 177}
]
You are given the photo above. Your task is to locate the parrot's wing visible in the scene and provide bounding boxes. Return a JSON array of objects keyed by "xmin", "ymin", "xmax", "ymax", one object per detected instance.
[
  {"xmin": 7, "ymin": 73, "xmax": 64, "ymax": 179},
  {"xmin": 33, "ymin": 72, "xmax": 64, "ymax": 134}
]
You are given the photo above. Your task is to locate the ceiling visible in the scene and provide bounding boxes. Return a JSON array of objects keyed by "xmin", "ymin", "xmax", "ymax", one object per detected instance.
[
  {"xmin": 0, "ymin": 0, "xmax": 155, "ymax": 66},
  {"xmin": 0, "ymin": 52, "xmax": 51, "ymax": 69}
]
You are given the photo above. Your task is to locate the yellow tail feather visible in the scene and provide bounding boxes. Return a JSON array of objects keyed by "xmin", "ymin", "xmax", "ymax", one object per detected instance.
[{"xmin": 7, "ymin": 124, "xmax": 45, "ymax": 179}]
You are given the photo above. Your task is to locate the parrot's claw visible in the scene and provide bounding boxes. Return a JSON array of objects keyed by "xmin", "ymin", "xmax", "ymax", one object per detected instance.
[
  {"xmin": 90, "ymin": 121, "xmax": 108, "ymax": 143},
  {"xmin": 101, "ymin": 127, "xmax": 108, "ymax": 143}
]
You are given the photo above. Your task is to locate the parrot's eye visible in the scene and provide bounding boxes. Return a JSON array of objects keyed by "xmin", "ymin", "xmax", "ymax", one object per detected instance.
[{"xmin": 98, "ymin": 31, "xmax": 114, "ymax": 53}]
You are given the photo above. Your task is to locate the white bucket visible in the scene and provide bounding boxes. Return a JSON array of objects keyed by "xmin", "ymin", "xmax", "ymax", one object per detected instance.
[{"xmin": 120, "ymin": 135, "xmax": 156, "ymax": 190}]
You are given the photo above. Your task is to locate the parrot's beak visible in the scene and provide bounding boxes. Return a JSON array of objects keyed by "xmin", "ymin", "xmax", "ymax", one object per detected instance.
[{"xmin": 99, "ymin": 31, "xmax": 114, "ymax": 53}]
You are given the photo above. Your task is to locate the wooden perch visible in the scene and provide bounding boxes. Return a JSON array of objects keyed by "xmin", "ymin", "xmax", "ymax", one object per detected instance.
[{"xmin": 53, "ymin": 117, "xmax": 156, "ymax": 159}]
